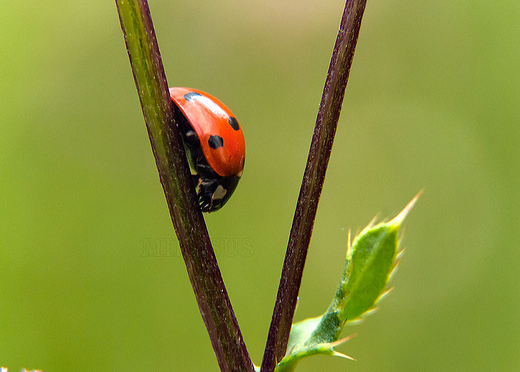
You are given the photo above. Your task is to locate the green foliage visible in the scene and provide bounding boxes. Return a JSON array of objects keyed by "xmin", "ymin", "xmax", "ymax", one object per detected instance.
[{"xmin": 275, "ymin": 194, "xmax": 420, "ymax": 372}]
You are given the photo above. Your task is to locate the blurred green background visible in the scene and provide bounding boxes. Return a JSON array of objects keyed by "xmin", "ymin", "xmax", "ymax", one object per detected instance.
[{"xmin": 1, "ymin": 0, "xmax": 519, "ymax": 371}]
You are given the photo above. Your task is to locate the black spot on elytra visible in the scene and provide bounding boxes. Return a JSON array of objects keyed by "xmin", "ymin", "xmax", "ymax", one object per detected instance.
[
  {"xmin": 184, "ymin": 92, "xmax": 201, "ymax": 101},
  {"xmin": 208, "ymin": 135, "xmax": 224, "ymax": 149},
  {"xmin": 228, "ymin": 117, "xmax": 240, "ymax": 131}
]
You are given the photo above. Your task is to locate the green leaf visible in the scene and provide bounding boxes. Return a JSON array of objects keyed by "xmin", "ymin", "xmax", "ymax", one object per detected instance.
[{"xmin": 275, "ymin": 193, "xmax": 420, "ymax": 372}]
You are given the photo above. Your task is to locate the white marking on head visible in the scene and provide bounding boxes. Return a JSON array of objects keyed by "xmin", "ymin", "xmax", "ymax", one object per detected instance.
[{"xmin": 212, "ymin": 185, "xmax": 227, "ymax": 200}]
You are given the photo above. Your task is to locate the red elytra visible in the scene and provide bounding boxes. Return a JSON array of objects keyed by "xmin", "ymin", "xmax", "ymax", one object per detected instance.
[
  {"xmin": 169, "ymin": 87, "xmax": 245, "ymax": 212},
  {"xmin": 169, "ymin": 87, "xmax": 245, "ymax": 178}
]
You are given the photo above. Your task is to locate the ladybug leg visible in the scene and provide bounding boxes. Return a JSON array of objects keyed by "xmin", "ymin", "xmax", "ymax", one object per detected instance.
[
  {"xmin": 183, "ymin": 129, "xmax": 199, "ymax": 147},
  {"xmin": 195, "ymin": 162, "xmax": 214, "ymax": 174},
  {"xmin": 192, "ymin": 175, "xmax": 215, "ymax": 212},
  {"xmin": 198, "ymin": 178, "xmax": 218, "ymax": 212},
  {"xmin": 199, "ymin": 196, "xmax": 212, "ymax": 212}
]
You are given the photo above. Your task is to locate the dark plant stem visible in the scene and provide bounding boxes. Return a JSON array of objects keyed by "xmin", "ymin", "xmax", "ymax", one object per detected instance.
[
  {"xmin": 115, "ymin": 1, "xmax": 254, "ymax": 371},
  {"xmin": 260, "ymin": 0, "xmax": 367, "ymax": 371}
]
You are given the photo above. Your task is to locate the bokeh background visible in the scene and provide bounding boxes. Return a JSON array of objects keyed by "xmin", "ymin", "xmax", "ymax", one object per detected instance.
[{"xmin": 1, "ymin": 0, "xmax": 519, "ymax": 371}]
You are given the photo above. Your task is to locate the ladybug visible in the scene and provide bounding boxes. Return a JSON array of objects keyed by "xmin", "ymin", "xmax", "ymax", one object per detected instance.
[{"xmin": 169, "ymin": 87, "xmax": 245, "ymax": 212}]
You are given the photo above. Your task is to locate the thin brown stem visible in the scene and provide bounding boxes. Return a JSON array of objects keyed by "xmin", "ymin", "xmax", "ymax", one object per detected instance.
[
  {"xmin": 260, "ymin": 1, "xmax": 367, "ymax": 370},
  {"xmin": 115, "ymin": 1, "xmax": 254, "ymax": 371}
]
